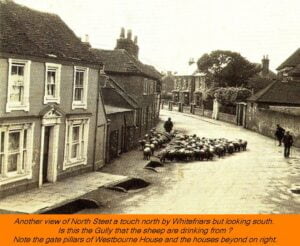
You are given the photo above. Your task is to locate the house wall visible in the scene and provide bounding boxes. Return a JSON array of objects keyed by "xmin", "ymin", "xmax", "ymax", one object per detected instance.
[
  {"xmin": 246, "ymin": 103, "xmax": 300, "ymax": 147},
  {"xmin": 0, "ymin": 56, "xmax": 106, "ymax": 197},
  {"xmin": 106, "ymin": 111, "xmax": 135, "ymax": 163},
  {"xmin": 108, "ymin": 73, "xmax": 159, "ymax": 136}
]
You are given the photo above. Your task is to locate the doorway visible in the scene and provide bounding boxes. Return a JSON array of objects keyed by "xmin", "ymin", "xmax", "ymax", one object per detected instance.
[{"xmin": 42, "ymin": 126, "xmax": 53, "ymax": 183}]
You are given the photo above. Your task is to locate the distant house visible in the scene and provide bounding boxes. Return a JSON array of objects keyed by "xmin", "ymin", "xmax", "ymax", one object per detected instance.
[
  {"xmin": 0, "ymin": 1, "xmax": 107, "ymax": 197},
  {"xmin": 277, "ymin": 48, "xmax": 300, "ymax": 82},
  {"xmin": 92, "ymin": 28, "xmax": 162, "ymax": 138},
  {"xmin": 172, "ymin": 59, "xmax": 204, "ymax": 106}
]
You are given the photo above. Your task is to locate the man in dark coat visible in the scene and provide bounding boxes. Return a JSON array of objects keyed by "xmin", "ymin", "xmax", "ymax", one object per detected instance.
[
  {"xmin": 275, "ymin": 124, "xmax": 285, "ymax": 146},
  {"xmin": 164, "ymin": 117, "xmax": 173, "ymax": 133},
  {"xmin": 282, "ymin": 131, "xmax": 293, "ymax": 158}
]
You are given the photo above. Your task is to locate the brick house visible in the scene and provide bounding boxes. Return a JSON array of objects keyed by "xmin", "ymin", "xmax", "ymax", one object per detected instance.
[
  {"xmin": 92, "ymin": 28, "xmax": 162, "ymax": 138},
  {"xmin": 0, "ymin": 1, "xmax": 107, "ymax": 197}
]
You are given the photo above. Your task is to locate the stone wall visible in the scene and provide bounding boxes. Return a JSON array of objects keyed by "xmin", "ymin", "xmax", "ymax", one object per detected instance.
[
  {"xmin": 246, "ymin": 103, "xmax": 300, "ymax": 147},
  {"xmin": 218, "ymin": 112, "xmax": 237, "ymax": 124}
]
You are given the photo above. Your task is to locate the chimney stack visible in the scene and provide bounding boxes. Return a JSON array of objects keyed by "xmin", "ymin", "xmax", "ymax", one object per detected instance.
[
  {"xmin": 261, "ymin": 55, "xmax": 269, "ymax": 76},
  {"xmin": 115, "ymin": 28, "xmax": 139, "ymax": 58},
  {"xmin": 82, "ymin": 34, "xmax": 91, "ymax": 48}
]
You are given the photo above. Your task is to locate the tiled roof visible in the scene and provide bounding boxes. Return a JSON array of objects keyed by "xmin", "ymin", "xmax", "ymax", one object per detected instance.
[
  {"xmin": 277, "ymin": 48, "xmax": 300, "ymax": 70},
  {"xmin": 0, "ymin": 1, "xmax": 99, "ymax": 64},
  {"xmin": 91, "ymin": 48, "xmax": 162, "ymax": 80},
  {"xmin": 101, "ymin": 87, "xmax": 138, "ymax": 109},
  {"xmin": 248, "ymin": 80, "xmax": 300, "ymax": 106}
]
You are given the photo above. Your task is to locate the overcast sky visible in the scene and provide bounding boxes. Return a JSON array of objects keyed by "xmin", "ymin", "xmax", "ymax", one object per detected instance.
[{"xmin": 15, "ymin": 0, "xmax": 300, "ymax": 73}]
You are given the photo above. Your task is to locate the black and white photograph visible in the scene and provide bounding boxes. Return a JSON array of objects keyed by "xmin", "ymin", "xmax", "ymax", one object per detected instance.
[{"xmin": 0, "ymin": 0, "xmax": 300, "ymax": 215}]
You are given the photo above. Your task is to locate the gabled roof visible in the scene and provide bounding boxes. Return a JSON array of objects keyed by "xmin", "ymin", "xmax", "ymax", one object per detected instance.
[
  {"xmin": 277, "ymin": 48, "xmax": 300, "ymax": 70},
  {"xmin": 91, "ymin": 48, "xmax": 161, "ymax": 80},
  {"xmin": 0, "ymin": 1, "xmax": 99, "ymax": 65},
  {"xmin": 248, "ymin": 80, "xmax": 300, "ymax": 106}
]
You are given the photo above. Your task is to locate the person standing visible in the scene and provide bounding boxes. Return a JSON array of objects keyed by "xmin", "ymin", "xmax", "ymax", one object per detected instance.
[
  {"xmin": 164, "ymin": 117, "xmax": 173, "ymax": 133},
  {"xmin": 282, "ymin": 131, "xmax": 293, "ymax": 158},
  {"xmin": 275, "ymin": 124, "xmax": 285, "ymax": 146}
]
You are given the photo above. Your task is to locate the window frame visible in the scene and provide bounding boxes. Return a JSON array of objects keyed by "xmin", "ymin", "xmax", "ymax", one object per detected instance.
[
  {"xmin": 63, "ymin": 118, "xmax": 90, "ymax": 170},
  {"xmin": 72, "ymin": 66, "xmax": 89, "ymax": 110},
  {"xmin": 6, "ymin": 59, "xmax": 31, "ymax": 112},
  {"xmin": 0, "ymin": 123, "xmax": 34, "ymax": 185},
  {"xmin": 44, "ymin": 63, "xmax": 61, "ymax": 104}
]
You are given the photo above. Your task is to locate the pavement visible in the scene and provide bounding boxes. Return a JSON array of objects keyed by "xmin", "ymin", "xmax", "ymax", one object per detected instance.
[{"xmin": 0, "ymin": 172, "xmax": 128, "ymax": 214}]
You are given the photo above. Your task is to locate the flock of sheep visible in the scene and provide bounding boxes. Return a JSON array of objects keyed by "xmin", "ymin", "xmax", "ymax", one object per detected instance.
[{"xmin": 140, "ymin": 129, "xmax": 248, "ymax": 163}]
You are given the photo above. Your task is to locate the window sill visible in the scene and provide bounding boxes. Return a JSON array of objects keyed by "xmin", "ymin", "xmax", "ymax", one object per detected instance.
[
  {"xmin": 72, "ymin": 102, "xmax": 87, "ymax": 110},
  {"xmin": 63, "ymin": 159, "xmax": 87, "ymax": 170},
  {"xmin": 44, "ymin": 97, "xmax": 60, "ymax": 104},
  {"xmin": 0, "ymin": 173, "xmax": 32, "ymax": 185},
  {"xmin": 6, "ymin": 104, "xmax": 29, "ymax": 113}
]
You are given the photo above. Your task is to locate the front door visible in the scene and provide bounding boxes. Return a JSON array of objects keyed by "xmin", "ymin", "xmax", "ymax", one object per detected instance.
[{"xmin": 42, "ymin": 126, "xmax": 52, "ymax": 183}]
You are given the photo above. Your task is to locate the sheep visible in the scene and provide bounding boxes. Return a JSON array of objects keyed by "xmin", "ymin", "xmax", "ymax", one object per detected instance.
[{"xmin": 143, "ymin": 147, "xmax": 152, "ymax": 160}]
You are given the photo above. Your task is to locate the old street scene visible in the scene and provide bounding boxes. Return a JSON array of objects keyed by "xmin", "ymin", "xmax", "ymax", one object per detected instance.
[{"xmin": 0, "ymin": 0, "xmax": 300, "ymax": 214}]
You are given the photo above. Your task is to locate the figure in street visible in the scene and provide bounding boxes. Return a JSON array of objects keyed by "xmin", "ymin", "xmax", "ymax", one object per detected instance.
[
  {"xmin": 164, "ymin": 117, "xmax": 173, "ymax": 133},
  {"xmin": 282, "ymin": 131, "xmax": 293, "ymax": 158},
  {"xmin": 275, "ymin": 124, "xmax": 285, "ymax": 146}
]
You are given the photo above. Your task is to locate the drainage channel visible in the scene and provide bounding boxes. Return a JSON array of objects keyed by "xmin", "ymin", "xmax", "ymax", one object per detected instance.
[
  {"xmin": 105, "ymin": 178, "xmax": 150, "ymax": 193},
  {"xmin": 144, "ymin": 160, "xmax": 164, "ymax": 172},
  {"xmin": 40, "ymin": 198, "xmax": 100, "ymax": 214}
]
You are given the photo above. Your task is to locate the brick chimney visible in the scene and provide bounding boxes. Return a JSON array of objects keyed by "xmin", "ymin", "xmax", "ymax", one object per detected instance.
[
  {"xmin": 115, "ymin": 28, "xmax": 139, "ymax": 58},
  {"xmin": 261, "ymin": 55, "xmax": 269, "ymax": 76}
]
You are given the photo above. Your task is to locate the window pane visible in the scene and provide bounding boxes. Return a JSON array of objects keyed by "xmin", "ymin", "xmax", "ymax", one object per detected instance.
[
  {"xmin": 75, "ymin": 71, "xmax": 84, "ymax": 87},
  {"xmin": 47, "ymin": 71, "xmax": 56, "ymax": 84},
  {"xmin": 17, "ymin": 66, "xmax": 24, "ymax": 76},
  {"xmin": 23, "ymin": 130, "xmax": 27, "ymax": 149},
  {"xmin": 47, "ymin": 84, "xmax": 55, "ymax": 97},
  {"xmin": 71, "ymin": 144, "xmax": 79, "ymax": 158},
  {"xmin": 72, "ymin": 126, "xmax": 80, "ymax": 142},
  {"xmin": 0, "ymin": 132, "xmax": 4, "ymax": 152},
  {"xmin": 10, "ymin": 85, "xmax": 23, "ymax": 103},
  {"xmin": 8, "ymin": 132, "xmax": 20, "ymax": 152},
  {"xmin": 7, "ymin": 153, "xmax": 18, "ymax": 172},
  {"xmin": 74, "ymin": 88, "xmax": 83, "ymax": 101},
  {"xmin": 0, "ymin": 154, "xmax": 3, "ymax": 175},
  {"xmin": 22, "ymin": 151, "xmax": 27, "ymax": 171}
]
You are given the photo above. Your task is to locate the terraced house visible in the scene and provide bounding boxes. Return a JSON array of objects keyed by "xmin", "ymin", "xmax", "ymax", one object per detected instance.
[
  {"xmin": 92, "ymin": 28, "xmax": 162, "ymax": 139},
  {"xmin": 0, "ymin": 1, "xmax": 107, "ymax": 197}
]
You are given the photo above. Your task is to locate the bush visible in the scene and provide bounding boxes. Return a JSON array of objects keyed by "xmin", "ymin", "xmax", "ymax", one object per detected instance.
[{"xmin": 214, "ymin": 87, "xmax": 252, "ymax": 105}]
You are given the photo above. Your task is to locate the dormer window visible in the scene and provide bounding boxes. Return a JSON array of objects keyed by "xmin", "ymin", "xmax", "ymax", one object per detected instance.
[
  {"xmin": 44, "ymin": 63, "xmax": 61, "ymax": 104},
  {"xmin": 6, "ymin": 59, "xmax": 31, "ymax": 112}
]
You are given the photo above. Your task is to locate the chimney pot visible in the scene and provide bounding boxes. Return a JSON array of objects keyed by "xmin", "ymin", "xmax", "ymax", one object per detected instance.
[
  {"xmin": 134, "ymin": 35, "xmax": 138, "ymax": 44},
  {"xmin": 127, "ymin": 29, "xmax": 132, "ymax": 40},
  {"xmin": 120, "ymin": 27, "xmax": 125, "ymax": 38}
]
